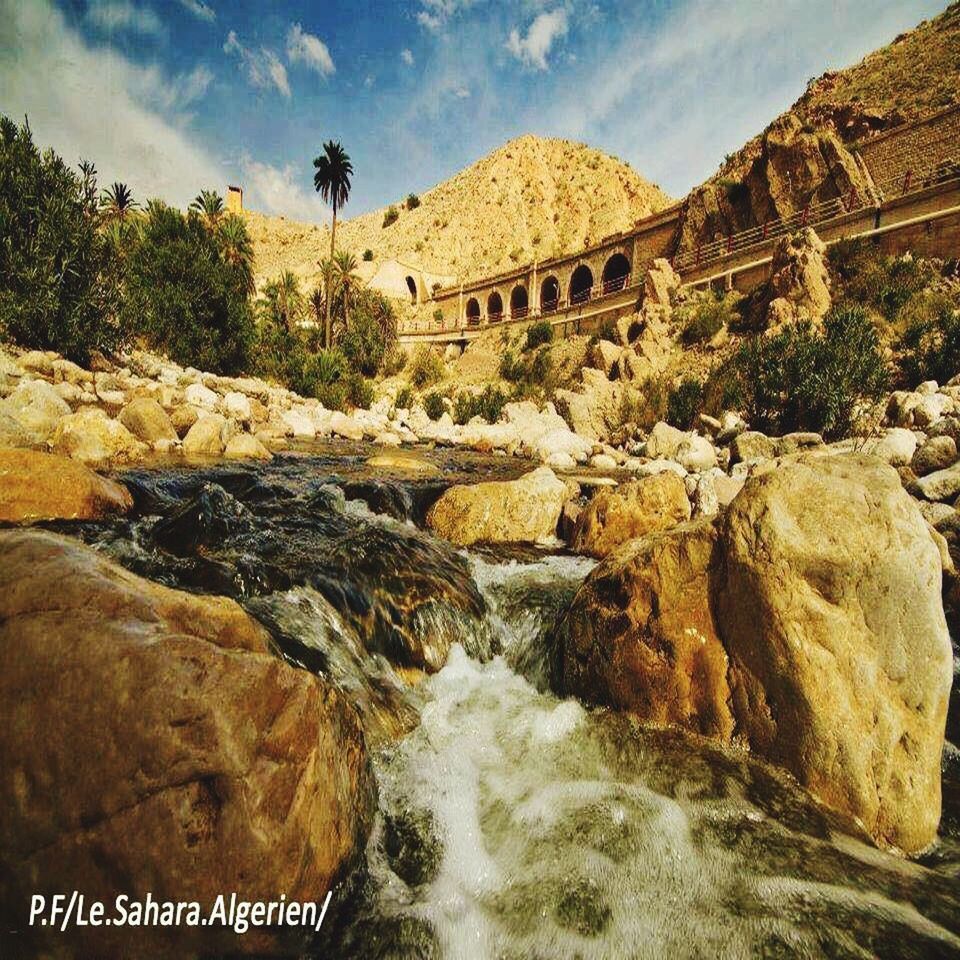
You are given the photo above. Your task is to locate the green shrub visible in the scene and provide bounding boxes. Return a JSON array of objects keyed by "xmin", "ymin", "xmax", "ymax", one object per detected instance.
[
  {"xmin": 341, "ymin": 308, "xmax": 387, "ymax": 376},
  {"xmin": 453, "ymin": 384, "xmax": 507, "ymax": 425},
  {"xmin": 423, "ymin": 391, "xmax": 445, "ymax": 420},
  {"xmin": 829, "ymin": 239, "xmax": 933, "ymax": 323},
  {"xmin": 382, "ymin": 344, "xmax": 407, "ymax": 376},
  {"xmin": 667, "ymin": 378, "xmax": 704, "ymax": 429},
  {"xmin": 0, "ymin": 116, "xmax": 122, "ymax": 363},
  {"xmin": 701, "ymin": 356, "xmax": 745, "ymax": 416},
  {"xmin": 286, "ymin": 347, "xmax": 347, "ymax": 408},
  {"xmin": 500, "ymin": 346, "xmax": 554, "ymax": 398},
  {"xmin": 525, "ymin": 320, "xmax": 554, "ymax": 351},
  {"xmin": 897, "ymin": 296, "xmax": 960, "ymax": 386},
  {"xmin": 733, "ymin": 304, "xmax": 889, "ymax": 439},
  {"xmin": 617, "ymin": 377, "xmax": 668, "ymax": 431},
  {"xmin": 382, "ymin": 205, "xmax": 399, "ymax": 228},
  {"xmin": 362, "ymin": 249, "xmax": 373, "ymax": 261},
  {"xmin": 408, "ymin": 346, "xmax": 445, "ymax": 388},
  {"xmin": 406, "ymin": 193, "xmax": 421, "ymax": 210},
  {"xmin": 123, "ymin": 202, "xmax": 254, "ymax": 374},
  {"xmin": 394, "ymin": 385, "xmax": 413, "ymax": 410},
  {"xmin": 344, "ymin": 369, "xmax": 374, "ymax": 409},
  {"xmin": 433, "ymin": 308, "xmax": 444, "ymax": 323},
  {"xmin": 678, "ymin": 291, "xmax": 736, "ymax": 345}
]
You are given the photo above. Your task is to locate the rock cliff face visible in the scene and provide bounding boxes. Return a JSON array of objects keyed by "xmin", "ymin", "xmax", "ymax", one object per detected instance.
[
  {"xmin": 0, "ymin": 530, "xmax": 376, "ymax": 958},
  {"xmin": 675, "ymin": 112, "xmax": 869, "ymax": 256},
  {"xmin": 555, "ymin": 453, "xmax": 953, "ymax": 855}
]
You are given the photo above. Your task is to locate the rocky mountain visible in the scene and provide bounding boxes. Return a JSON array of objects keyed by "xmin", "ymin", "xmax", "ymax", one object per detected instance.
[
  {"xmin": 245, "ymin": 134, "xmax": 672, "ymax": 293},
  {"xmin": 675, "ymin": 2, "xmax": 960, "ymax": 254}
]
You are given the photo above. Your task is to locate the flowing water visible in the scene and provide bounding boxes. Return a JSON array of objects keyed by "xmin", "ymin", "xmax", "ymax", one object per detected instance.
[{"xmin": 51, "ymin": 448, "xmax": 960, "ymax": 960}]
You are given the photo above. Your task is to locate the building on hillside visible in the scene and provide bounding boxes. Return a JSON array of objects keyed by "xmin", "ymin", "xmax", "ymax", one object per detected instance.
[
  {"xmin": 227, "ymin": 185, "xmax": 243, "ymax": 213},
  {"xmin": 366, "ymin": 257, "xmax": 456, "ymax": 305}
]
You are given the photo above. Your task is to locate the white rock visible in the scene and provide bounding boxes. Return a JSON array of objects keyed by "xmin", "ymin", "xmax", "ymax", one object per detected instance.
[
  {"xmin": 635, "ymin": 458, "xmax": 687, "ymax": 478},
  {"xmin": 184, "ymin": 382, "xmax": 218, "ymax": 412},
  {"xmin": 675, "ymin": 435, "xmax": 718, "ymax": 472},
  {"xmin": 590, "ymin": 453, "xmax": 618, "ymax": 470},
  {"xmin": 330, "ymin": 411, "xmax": 364, "ymax": 441},
  {"xmin": 222, "ymin": 391, "xmax": 253, "ymax": 424},
  {"xmin": 281, "ymin": 409, "xmax": 316, "ymax": 439},
  {"xmin": 860, "ymin": 428, "xmax": 918, "ymax": 467}
]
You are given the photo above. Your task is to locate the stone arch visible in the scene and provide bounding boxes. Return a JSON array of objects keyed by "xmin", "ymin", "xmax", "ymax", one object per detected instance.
[
  {"xmin": 466, "ymin": 297, "xmax": 481, "ymax": 327},
  {"xmin": 510, "ymin": 284, "xmax": 529, "ymax": 319},
  {"xmin": 540, "ymin": 276, "xmax": 560, "ymax": 313},
  {"xmin": 487, "ymin": 290, "xmax": 503, "ymax": 321},
  {"xmin": 569, "ymin": 264, "xmax": 594, "ymax": 305},
  {"xmin": 405, "ymin": 275, "xmax": 418, "ymax": 304},
  {"xmin": 602, "ymin": 252, "xmax": 631, "ymax": 293}
]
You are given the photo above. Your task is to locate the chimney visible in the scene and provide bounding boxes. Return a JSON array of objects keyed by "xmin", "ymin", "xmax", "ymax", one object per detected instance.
[{"xmin": 227, "ymin": 185, "xmax": 243, "ymax": 213}]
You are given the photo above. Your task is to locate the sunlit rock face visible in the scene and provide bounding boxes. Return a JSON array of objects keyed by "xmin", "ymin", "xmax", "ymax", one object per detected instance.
[{"xmin": 557, "ymin": 453, "xmax": 953, "ymax": 854}]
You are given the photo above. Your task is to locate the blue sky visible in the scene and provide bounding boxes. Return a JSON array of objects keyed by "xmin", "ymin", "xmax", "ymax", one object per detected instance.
[{"xmin": 0, "ymin": 0, "xmax": 948, "ymax": 222}]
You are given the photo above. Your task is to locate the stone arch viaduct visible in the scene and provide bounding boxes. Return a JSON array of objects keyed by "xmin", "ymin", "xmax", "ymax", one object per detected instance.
[{"xmin": 398, "ymin": 104, "xmax": 960, "ymax": 346}]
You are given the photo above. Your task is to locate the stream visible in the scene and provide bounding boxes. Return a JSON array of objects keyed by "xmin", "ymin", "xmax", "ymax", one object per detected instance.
[{"xmin": 47, "ymin": 447, "xmax": 960, "ymax": 960}]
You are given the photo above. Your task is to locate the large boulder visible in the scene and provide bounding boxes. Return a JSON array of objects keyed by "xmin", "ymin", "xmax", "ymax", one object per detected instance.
[
  {"xmin": 557, "ymin": 453, "xmax": 952, "ymax": 854},
  {"xmin": 49, "ymin": 408, "xmax": 147, "ymax": 466},
  {"xmin": 0, "ymin": 448, "xmax": 132, "ymax": 522},
  {"xmin": 0, "ymin": 379, "xmax": 70, "ymax": 447},
  {"xmin": 571, "ymin": 472, "xmax": 691, "ymax": 557},
  {"xmin": 183, "ymin": 413, "xmax": 234, "ymax": 457},
  {"xmin": 0, "ymin": 530, "xmax": 375, "ymax": 958},
  {"xmin": 643, "ymin": 258, "xmax": 681, "ymax": 309},
  {"xmin": 717, "ymin": 453, "xmax": 951, "ymax": 854},
  {"xmin": 558, "ymin": 520, "xmax": 732, "ymax": 736},
  {"xmin": 644, "ymin": 421, "xmax": 686, "ymax": 460},
  {"xmin": 427, "ymin": 466, "xmax": 576, "ymax": 546},
  {"xmin": 119, "ymin": 397, "xmax": 177, "ymax": 444},
  {"xmin": 764, "ymin": 227, "xmax": 831, "ymax": 329}
]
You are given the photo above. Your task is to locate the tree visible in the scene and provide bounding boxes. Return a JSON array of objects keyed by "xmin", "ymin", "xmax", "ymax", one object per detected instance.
[
  {"xmin": 217, "ymin": 214, "xmax": 255, "ymax": 295},
  {"xmin": 190, "ymin": 189, "xmax": 225, "ymax": 229},
  {"xmin": 312, "ymin": 140, "xmax": 353, "ymax": 348},
  {"xmin": 258, "ymin": 270, "xmax": 304, "ymax": 334},
  {"xmin": 333, "ymin": 249, "xmax": 358, "ymax": 328},
  {"xmin": 100, "ymin": 182, "xmax": 139, "ymax": 223},
  {"xmin": 0, "ymin": 116, "xmax": 122, "ymax": 363},
  {"xmin": 122, "ymin": 202, "xmax": 254, "ymax": 374}
]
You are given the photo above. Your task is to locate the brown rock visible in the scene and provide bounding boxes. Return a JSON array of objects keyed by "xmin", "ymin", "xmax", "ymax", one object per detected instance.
[
  {"xmin": 558, "ymin": 520, "xmax": 733, "ymax": 737},
  {"xmin": 643, "ymin": 257, "xmax": 680, "ymax": 308},
  {"xmin": 0, "ymin": 530, "xmax": 375, "ymax": 958},
  {"xmin": 0, "ymin": 448, "xmax": 132, "ymax": 522},
  {"xmin": 765, "ymin": 227, "xmax": 831, "ymax": 328},
  {"xmin": 717, "ymin": 454, "xmax": 952, "ymax": 853},
  {"xmin": 427, "ymin": 466, "xmax": 576, "ymax": 545},
  {"xmin": 119, "ymin": 396, "xmax": 177, "ymax": 444},
  {"xmin": 170, "ymin": 404, "xmax": 200, "ymax": 438},
  {"xmin": 49, "ymin": 408, "xmax": 147, "ymax": 465},
  {"xmin": 571, "ymin": 472, "xmax": 691, "ymax": 557}
]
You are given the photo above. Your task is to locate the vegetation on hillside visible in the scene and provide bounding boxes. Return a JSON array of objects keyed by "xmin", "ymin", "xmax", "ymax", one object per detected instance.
[{"xmin": 0, "ymin": 117, "xmax": 395, "ymax": 406}]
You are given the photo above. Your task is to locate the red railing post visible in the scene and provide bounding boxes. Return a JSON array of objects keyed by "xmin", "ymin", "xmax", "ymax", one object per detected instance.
[
  {"xmin": 695, "ymin": 244, "xmax": 702, "ymax": 266},
  {"xmin": 726, "ymin": 234, "xmax": 733, "ymax": 254},
  {"xmin": 762, "ymin": 222, "xmax": 769, "ymax": 240},
  {"xmin": 902, "ymin": 169, "xmax": 912, "ymax": 194},
  {"xmin": 801, "ymin": 206, "xmax": 810, "ymax": 227}
]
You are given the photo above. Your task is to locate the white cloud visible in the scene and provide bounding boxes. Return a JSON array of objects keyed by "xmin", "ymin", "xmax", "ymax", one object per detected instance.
[
  {"xmin": 416, "ymin": 0, "xmax": 475, "ymax": 32},
  {"xmin": 364, "ymin": 74, "xmax": 375, "ymax": 88},
  {"xmin": 223, "ymin": 30, "xmax": 291, "ymax": 98},
  {"xmin": 286, "ymin": 22, "xmax": 335, "ymax": 77},
  {"xmin": 0, "ymin": 0, "xmax": 223, "ymax": 208},
  {"xmin": 240, "ymin": 156, "xmax": 330, "ymax": 223},
  {"xmin": 506, "ymin": 8, "xmax": 568, "ymax": 70},
  {"xmin": 86, "ymin": 0, "xmax": 165, "ymax": 37},
  {"xmin": 401, "ymin": 48, "xmax": 415, "ymax": 66},
  {"xmin": 417, "ymin": 11, "xmax": 443, "ymax": 31},
  {"xmin": 177, "ymin": 0, "xmax": 215, "ymax": 22}
]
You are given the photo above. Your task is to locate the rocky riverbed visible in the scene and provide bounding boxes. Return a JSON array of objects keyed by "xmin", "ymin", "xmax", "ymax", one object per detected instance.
[{"xmin": 2, "ymin": 336, "xmax": 960, "ymax": 957}]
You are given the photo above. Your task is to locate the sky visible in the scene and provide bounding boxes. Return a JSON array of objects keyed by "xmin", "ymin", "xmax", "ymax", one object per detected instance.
[{"xmin": 0, "ymin": 0, "xmax": 948, "ymax": 224}]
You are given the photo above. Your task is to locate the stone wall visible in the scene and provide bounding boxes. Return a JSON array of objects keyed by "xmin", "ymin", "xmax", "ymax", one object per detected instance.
[{"xmin": 859, "ymin": 105, "xmax": 960, "ymax": 195}]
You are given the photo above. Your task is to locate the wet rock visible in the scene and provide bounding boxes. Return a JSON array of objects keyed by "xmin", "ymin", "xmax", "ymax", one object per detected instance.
[
  {"xmin": 571, "ymin": 472, "xmax": 691, "ymax": 558},
  {"xmin": 427, "ymin": 466, "xmax": 576, "ymax": 546},
  {"xmin": 0, "ymin": 529, "xmax": 375, "ymax": 959},
  {"xmin": 49, "ymin": 407, "xmax": 147, "ymax": 466},
  {"xmin": 119, "ymin": 397, "xmax": 177, "ymax": 445},
  {"xmin": 558, "ymin": 519, "xmax": 732, "ymax": 735},
  {"xmin": 366, "ymin": 453, "xmax": 440, "ymax": 475},
  {"xmin": 382, "ymin": 807, "xmax": 443, "ymax": 888},
  {"xmin": 0, "ymin": 448, "xmax": 131, "ymax": 523}
]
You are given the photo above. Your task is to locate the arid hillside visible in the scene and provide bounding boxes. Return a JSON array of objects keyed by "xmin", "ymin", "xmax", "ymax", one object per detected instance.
[{"xmin": 245, "ymin": 134, "xmax": 672, "ymax": 293}]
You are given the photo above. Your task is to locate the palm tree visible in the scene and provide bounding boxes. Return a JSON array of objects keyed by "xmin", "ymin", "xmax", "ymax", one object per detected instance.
[
  {"xmin": 101, "ymin": 182, "xmax": 139, "ymax": 222},
  {"xmin": 261, "ymin": 270, "xmax": 304, "ymax": 334},
  {"xmin": 190, "ymin": 189, "xmax": 225, "ymax": 229},
  {"xmin": 313, "ymin": 140, "xmax": 353, "ymax": 348},
  {"xmin": 333, "ymin": 250, "xmax": 359, "ymax": 328},
  {"xmin": 217, "ymin": 214, "xmax": 255, "ymax": 294}
]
